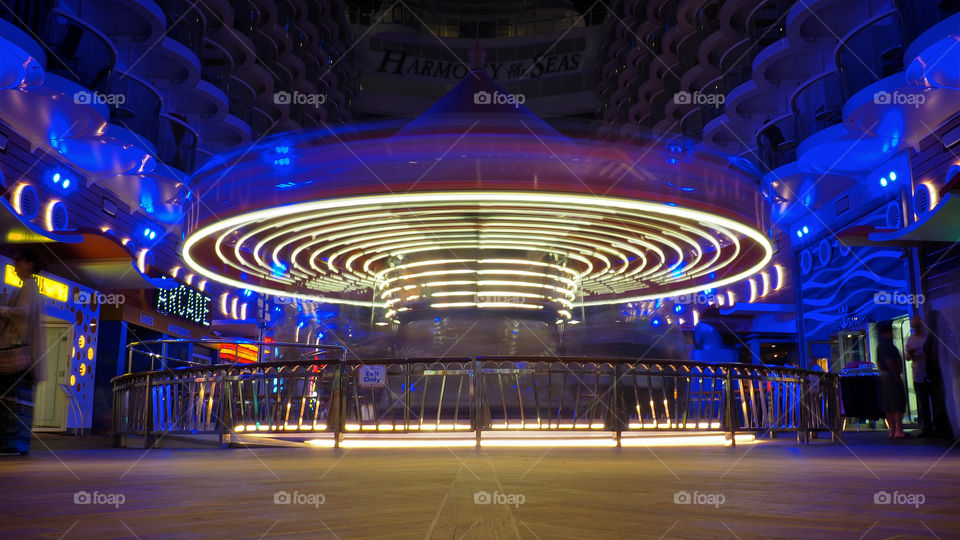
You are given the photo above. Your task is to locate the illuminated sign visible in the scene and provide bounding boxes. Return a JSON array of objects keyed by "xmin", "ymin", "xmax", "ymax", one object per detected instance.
[
  {"xmin": 218, "ymin": 343, "xmax": 259, "ymax": 364},
  {"xmin": 4, "ymin": 265, "xmax": 70, "ymax": 302},
  {"xmin": 155, "ymin": 284, "xmax": 212, "ymax": 327},
  {"xmin": 5, "ymin": 229, "xmax": 54, "ymax": 243}
]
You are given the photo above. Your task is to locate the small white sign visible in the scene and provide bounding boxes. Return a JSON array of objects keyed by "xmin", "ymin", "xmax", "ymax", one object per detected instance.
[{"xmin": 359, "ymin": 365, "xmax": 386, "ymax": 388}]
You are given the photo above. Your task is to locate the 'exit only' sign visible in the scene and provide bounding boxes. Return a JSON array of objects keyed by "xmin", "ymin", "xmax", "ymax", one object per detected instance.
[{"xmin": 359, "ymin": 365, "xmax": 386, "ymax": 388}]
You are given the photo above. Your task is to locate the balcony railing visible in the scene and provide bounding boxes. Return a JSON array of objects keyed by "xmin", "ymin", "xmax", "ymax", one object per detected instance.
[
  {"xmin": 106, "ymin": 71, "xmax": 161, "ymax": 144},
  {"xmin": 836, "ymin": 12, "xmax": 905, "ymax": 102},
  {"xmin": 791, "ymin": 71, "xmax": 844, "ymax": 143},
  {"xmin": 113, "ymin": 340, "xmax": 842, "ymax": 448},
  {"xmin": 156, "ymin": 114, "xmax": 198, "ymax": 173},
  {"xmin": 41, "ymin": 9, "xmax": 116, "ymax": 91}
]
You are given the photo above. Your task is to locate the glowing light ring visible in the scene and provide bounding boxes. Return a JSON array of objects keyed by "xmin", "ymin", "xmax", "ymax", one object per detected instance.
[{"xmin": 183, "ymin": 192, "xmax": 773, "ymax": 308}]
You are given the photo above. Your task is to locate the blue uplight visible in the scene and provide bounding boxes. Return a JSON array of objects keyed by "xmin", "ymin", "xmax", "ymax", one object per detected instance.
[
  {"xmin": 271, "ymin": 261, "xmax": 288, "ymax": 278},
  {"xmin": 651, "ymin": 318, "xmax": 662, "ymax": 327},
  {"xmin": 46, "ymin": 168, "xmax": 75, "ymax": 193},
  {"xmin": 802, "ymin": 226, "xmax": 809, "ymax": 234},
  {"xmin": 889, "ymin": 171, "xmax": 897, "ymax": 181},
  {"xmin": 674, "ymin": 304, "xmax": 684, "ymax": 313},
  {"xmin": 797, "ymin": 230, "xmax": 803, "ymax": 238},
  {"xmin": 880, "ymin": 177, "xmax": 888, "ymax": 187}
]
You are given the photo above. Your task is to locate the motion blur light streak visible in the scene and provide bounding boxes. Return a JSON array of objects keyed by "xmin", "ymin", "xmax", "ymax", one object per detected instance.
[{"xmin": 184, "ymin": 72, "xmax": 772, "ymax": 321}]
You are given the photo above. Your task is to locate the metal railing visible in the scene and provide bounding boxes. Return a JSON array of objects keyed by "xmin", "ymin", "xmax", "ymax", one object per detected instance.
[{"xmin": 112, "ymin": 343, "xmax": 842, "ymax": 448}]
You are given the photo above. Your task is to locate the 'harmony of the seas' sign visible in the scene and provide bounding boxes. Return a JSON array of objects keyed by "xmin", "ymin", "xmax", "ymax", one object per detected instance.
[{"xmin": 353, "ymin": 26, "xmax": 601, "ymax": 117}]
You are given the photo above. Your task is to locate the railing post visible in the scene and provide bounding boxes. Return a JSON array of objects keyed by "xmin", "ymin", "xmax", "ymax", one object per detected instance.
[
  {"xmin": 217, "ymin": 372, "xmax": 227, "ymax": 448},
  {"xmin": 614, "ymin": 363, "xmax": 621, "ymax": 448},
  {"xmin": 832, "ymin": 375, "xmax": 842, "ymax": 442},
  {"xmin": 725, "ymin": 368, "xmax": 735, "ymax": 447},
  {"xmin": 799, "ymin": 375, "xmax": 809, "ymax": 445},
  {"xmin": 144, "ymin": 374, "xmax": 155, "ymax": 449},
  {"xmin": 474, "ymin": 357, "xmax": 482, "ymax": 448},
  {"xmin": 331, "ymin": 356, "xmax": 344, "ymax": 449}
]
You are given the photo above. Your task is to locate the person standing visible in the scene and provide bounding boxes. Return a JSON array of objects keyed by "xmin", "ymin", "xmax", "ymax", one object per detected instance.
[
  {"xmin": 905, "ymin": 316, "xmax": 950, "ymax": 437},
  {"xmin": 0, "ymin": 250, "xmax": 45, "ymax": 455},
  {"xmin": 876, "ymin": 321, "xmax": 906, "ymax": 439}
]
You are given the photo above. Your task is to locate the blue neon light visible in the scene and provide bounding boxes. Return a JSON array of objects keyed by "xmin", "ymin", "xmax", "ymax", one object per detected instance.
[
  {"xmin": 651, "ymin": 318, "xmax": 662, "ymax": 327},
  {"xmin": 802, "ymin": 226, "xmax": 809, "ymax": 234},
  {"xmin": 674, "ymin": 304, "xmax": 684, "ymax": 313},
  {"xmin": 271, "ymin": 261, "xmax": 288, "ymax": 278},
  {"xmin": 797, "ymin": 230, "xmax": 803, "ymax": 238},
  {"xmin": 880, "ymin": 177, "xmax": 888, "ymax": 187},
  {"xmin": 889, "ymin": 171, "xmax": 897, "ymax": 181}
]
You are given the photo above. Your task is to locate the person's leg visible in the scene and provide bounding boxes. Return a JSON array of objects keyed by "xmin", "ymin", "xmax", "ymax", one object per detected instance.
[
  {"xmin": 0, "ymin": 373, "xmax": 24, "ymax": 453},
  {"xmin": 885, "ymin": 413, "xmax": 895, "ymax": 437},
  {"xmin": 894, "ymin": 413, "xmax": 906, "ymax": 437},
  {"xmin": 915, "ymin": 382, "xmax": 934, "ymax": 434}
]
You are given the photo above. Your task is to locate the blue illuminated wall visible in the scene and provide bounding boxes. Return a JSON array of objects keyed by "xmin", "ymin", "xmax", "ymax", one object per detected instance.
[{"xmin": 797, "ymin": 206, "xmax": 910, "ymax": 349}]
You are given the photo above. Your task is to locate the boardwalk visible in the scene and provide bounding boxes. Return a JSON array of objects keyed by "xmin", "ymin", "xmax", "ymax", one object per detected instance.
[{"xmin": 1, "ymin": 433, "xmax": 958, "ymax": 539}]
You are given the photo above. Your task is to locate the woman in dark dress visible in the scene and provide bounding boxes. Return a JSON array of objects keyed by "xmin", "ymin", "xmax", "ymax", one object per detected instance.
[{"xmin": 876, "ymin": 322, "xmax": 906, "ymax": 439}]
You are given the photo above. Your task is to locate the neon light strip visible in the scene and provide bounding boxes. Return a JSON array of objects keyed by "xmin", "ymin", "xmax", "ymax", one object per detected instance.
[{"xmin": 183, "ymin": 192, "xmax": 772, "ymax": 307}]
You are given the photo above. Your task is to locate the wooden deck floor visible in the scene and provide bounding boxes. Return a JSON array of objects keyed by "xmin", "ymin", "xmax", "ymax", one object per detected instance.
[{"xmin": 1, "ymin": 433, "xmax": 958, "ymax": 539}]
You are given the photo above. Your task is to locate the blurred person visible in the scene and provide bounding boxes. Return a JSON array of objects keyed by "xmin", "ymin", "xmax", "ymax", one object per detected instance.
[
  {"xmin": 906, "ymin": 316, "xmax": 950, "ymax": 437},
  {"xmin": 0, "ymin": 249, "xmax": 45, "ymax": 455},
  {"xmin": 876, "ymin": 321, "xmax": 906, "ymax": 439}
]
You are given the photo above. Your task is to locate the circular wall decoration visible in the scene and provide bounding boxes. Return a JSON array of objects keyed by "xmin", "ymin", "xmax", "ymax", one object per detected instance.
[
  {"xmin": 818, "ymin": 239, "xmax": 832, "ymax": 266},
  {"xmin": 884, "ymin": 201, "xmax": 902, "ymax": 229},
  {"xmin": 46, "ymin": 200, "xmax": 68, "ymax": 231},
  {"xmin": 800, "ymin": 249, "xmax": 813, "ymax": 275},
  {"xmin": 913, "ymin": 184, "xmax": 933, "ymax": 216},
  {"xmin": 14, "ymin": 183, "xmax": 39, "ymax": 219}
]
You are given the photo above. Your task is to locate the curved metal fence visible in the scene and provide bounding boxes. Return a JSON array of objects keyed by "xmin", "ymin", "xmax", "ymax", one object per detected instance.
[{"xmin": 113, "ymin": 341, "xmax": 842, "ymax": 447}]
